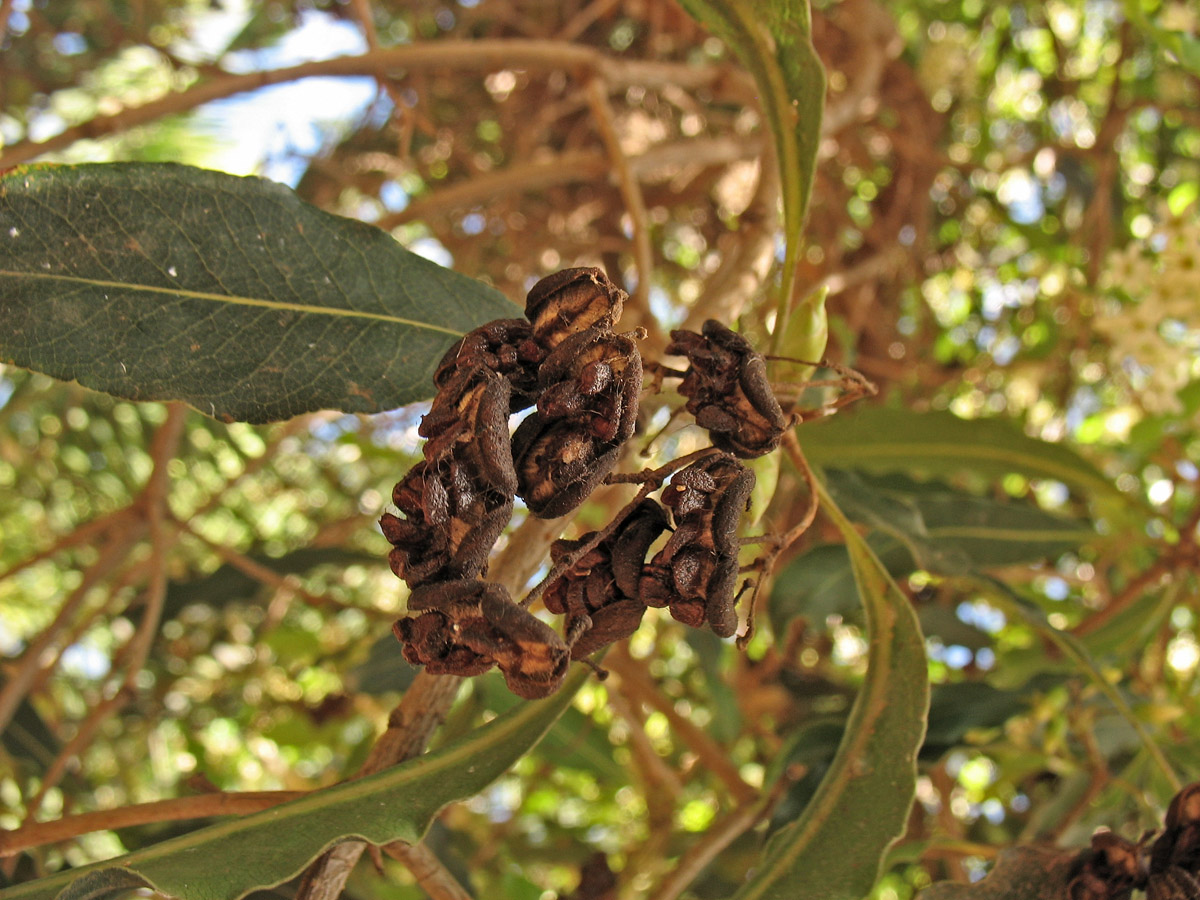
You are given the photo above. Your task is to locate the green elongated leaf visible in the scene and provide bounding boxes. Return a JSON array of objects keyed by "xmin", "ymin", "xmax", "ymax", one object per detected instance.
[
  {"xmin": 351, "ymin": 632, "xmax": 419, "ymax": 695},
  {"xmin": 6, "ymin": 666, "xmax": 590, "ymax": 900},
  {"xmin": 1, "ymin": 693, "xmax": 61, "ymax": 774},
  {"xmin": 768, "ymin": 533, "xmax": 914, "ymax": 635},
  {"xmin": 922, "ymin": 681, "xmax": 1040, "ymax": 761},
  {"xmin": 675, "ymin": 0, "xmax": 825, "ymax": 349},
  {"xmin": 801, "ymin": 408, "xmax": 1123, "ymax": 503},
  {"xmin": 823, "ymin": 469, "xmax": 1094, "ymax": 574},
  {"xmin": 163, "ymin": 547, "xmax": 379, "ymax": 619},
  {"xmin": 746, "ymin": 452, "xmax": 781, "ymax": 529},
  {"xmin": 0, "ymin": 163, "xmax": 517, "ymax": 423},
  {"xmin": 731, "ymin": 473, "xmax": 928, "ymax": 900}
]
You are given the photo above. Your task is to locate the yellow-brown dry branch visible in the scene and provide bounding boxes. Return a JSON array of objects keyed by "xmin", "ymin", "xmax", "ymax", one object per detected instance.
[{"xmin": 0, "ymin": 792, "xmax": 307, "ymax": 857}]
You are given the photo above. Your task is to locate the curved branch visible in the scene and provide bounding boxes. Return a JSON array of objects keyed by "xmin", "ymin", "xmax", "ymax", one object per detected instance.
[
  {"xmin": 0, "ymin": 42, "xmax": 734, "ymax": 170},
  {"xmin": 0, "ymin": 791, "xmax": 306, "ymax": 857}
]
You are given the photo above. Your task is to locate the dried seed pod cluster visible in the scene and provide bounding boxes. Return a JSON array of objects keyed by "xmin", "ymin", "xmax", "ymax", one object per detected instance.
[
  {"xmin": 382, "ymin": 268, "xmax": 639, "ymax": 697},
  {"xmin": 543, "ymin": 500, "xmax": 668, "ymax": 660},
  {"xmin": 639, "ymin": 454, "xmax": 753, "ymax": 638},
  {"xmin": 665, "ymin": 319, "xmax": 788, "ymax": 458},
  {"xmin": 1067, "ymin": 781, "xmax": 1200, "ymax": 900},
  {"xmin": 382, "ymin": 268, "xmax": 794, "ymax": 696}
]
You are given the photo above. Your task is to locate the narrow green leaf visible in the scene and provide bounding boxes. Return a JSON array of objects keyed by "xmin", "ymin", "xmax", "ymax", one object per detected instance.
[
  {"xmin": 163, "ymin": 547, "xmax": 379, "ymax": 619},
  {"xmin": 922, "ymin": 681, "xmax": 1039, "ymax": 761},
  {"xmin": 6, "ymin": 666, "xmax": 590, "ymax": 900},
  {"xmin": 746, "ymin": 452, "xmax": 781, "ymax": 528},
  {"xmin": 675, "ymin": 0, "xmax": 825, "ymax": 349},
  {"xmin": 768, "ymin": 534, "xmax": 914, "ymax": 636},
  {"xmin": 0, "ymin": 163, "xmax": 518, "ymax": 423},
  {"xmin": 0, "ymin": 692, "xmax": 61, "ymax": 774},
  {"xmin": 824, "ymin": 469, "xmax": 1094, "ymax": 574},
  {"xmin": 732, "ymin": 473, "xmax": 928, "ymax": 899},
  {"xmin": 801, "ymin": 408, "xmax": 1123, "ymax": 503}
]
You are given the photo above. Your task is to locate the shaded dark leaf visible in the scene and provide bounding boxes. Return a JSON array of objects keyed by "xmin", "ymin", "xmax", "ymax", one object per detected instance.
[
  {"xmin": 824, "ymin": 469, "xmax": 1094, "ymax": 574},
  {"xmin": 768, "ymin": 534, "xmax": 915, "ymax": 635}
]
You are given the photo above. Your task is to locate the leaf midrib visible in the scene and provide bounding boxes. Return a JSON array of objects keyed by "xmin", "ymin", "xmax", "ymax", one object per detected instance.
[{"xmin": 0, "ymin": 269, "xmax": 464, "ymax": 337}]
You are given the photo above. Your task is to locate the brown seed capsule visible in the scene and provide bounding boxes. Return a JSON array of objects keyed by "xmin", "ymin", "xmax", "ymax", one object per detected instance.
[
  {"xmin": 380, "ymin": 460, "xmax": 512, "ymax": 587},
  {"xmin": 641, "ymin": 454, "xmax": 754, "ymax": 637},
  {"xmin": 666, "ymin": 320, "xmax": 787, "ymax": 458},
  {"xmin": 525, "ymin": 267, "xmax": 627, "ymax": 349},
  {"xmin": 544, "ymin": 500, "xmax": 668, "ymax": 658},
  {"xmin": 398, "ymin": 580, "xmax": 569, "ymax": 698},
  {"xmin": 512, "ymin": 329, "xmax": 642, "ymax": 518},
  {"xmin": 419, "ymin": 365, "xmax": 518, "ymax": 494},
  {"xmin": 434, "ymin": 318, "xmax": 544, "ymax": 411}
]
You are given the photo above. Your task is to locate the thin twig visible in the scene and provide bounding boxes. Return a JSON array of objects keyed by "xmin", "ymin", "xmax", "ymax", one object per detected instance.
[
  {"xmin": 734, "ymin": 430, "xmax": 821, "ymax": 647},
  {"xmin": 382, "ymin": 842, "xmax": 473, "ymax": 900},
  {"xmin": 0, "ymin": 507, "xmax": 131, "ymax": 584},
  {"xmin": 179, "ymin": 520, "xmax": 385, "ymax": 616},
  {"xmin": 648, "ymin": 782, "xmax": 787, "ymax": 900},
  {"xmin": 607, "ymin": 646, "xmax": 757, "ymax": 805},
  {"xmin": 604, "ymin": 684, "xmax": 685, "ymax": 801},
  {"xmin": 0, "ymin": 0, "xmax": 13, "ymax": 45},
  {"xmin": 296, "ymin": 498, "xmax": 574, "ymax": 899},
  {"xmin": 19, "ymin": 688, "xmax": 134, "ymax": 825},
  {"xmin": 0, "ymin": 791, "xmax": 307, "ymax": 857},
  {"xmin": 20, "ymin": 405, "xmax": 188, "ymax": 825},
  {"xmin": 585, "ymin": 76, "xmax": 655, "ymax": 330},
  {"xmin": 0, "ymin": 523, "xmax": 144, "ymax": 735},
  {"xmin": 121, "ymin": 404, "xmax": 187, "ymax": 682}
]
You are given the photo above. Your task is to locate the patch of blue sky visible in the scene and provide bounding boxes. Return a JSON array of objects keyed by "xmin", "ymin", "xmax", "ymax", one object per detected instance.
[{"xmin": 187, "ymin": 8, "xmax": 379, "ymax": 186}]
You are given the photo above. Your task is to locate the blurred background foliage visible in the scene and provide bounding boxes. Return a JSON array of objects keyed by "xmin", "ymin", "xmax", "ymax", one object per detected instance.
[{"xmin": 1, "ymin": 0, "xmax": 1199, "ymax": 898}]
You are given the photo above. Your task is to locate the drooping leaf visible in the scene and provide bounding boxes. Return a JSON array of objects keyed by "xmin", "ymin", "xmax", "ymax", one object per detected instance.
[
  {"xmin": 800, "ymin": 408, "xmax": 1123, "ymax": 503},
  {"xmin": 675, "ymin": 0, "xmax": 826, "ymax": 348},
  {"xmin": 478, "ymin": 678, "xmax": 627, "ymax": 784},
  {"xmin": 0, "ymin": 163, "xmax": 518, "ymax": 424},
  {"xmin": 350, "ymin": 632, "xmax": 419, "ymax": 696},
  {"xmin": 5, "ymin": 666, "xmax": 589, "ymax": 900},
  {"xmin": 923, "ymin": 846, "xmax": 1079, "ymax": 900},
  {"xmin": 730, "ymin": 473, "xmax": 928, "ymax": 899},
  {"xmin": 0, "ymin": 692, "xmax": 61, "ymax": 775},
  {"xmin": 746, "ymin": 451, "xmax": 781, "ymax": 529},
  {"xmin": 768, "ymin": 534, "xmax": 914, "ymax": 635},
  {"xmin": 823, "ymin": 469, "xmax": 1094, "ymax": 574},
  {"xmin": 922, "ymin": 681, "xmax": 1041, "ymax": 761},
  {"xmin": 162, "ymin": 547, "xmax": 379, "ymax": 619}
]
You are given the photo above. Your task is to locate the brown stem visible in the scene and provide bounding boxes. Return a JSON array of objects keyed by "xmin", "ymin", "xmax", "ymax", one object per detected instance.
[
  {"xmin": 585, "ymin": 76, "xmax": 656, "ymax": 336},
  {"xmin": 297, "ymin": 503, "xmax": 571, "ymax": 899},
  {"xmin": 0, "ymin": 522, "xmax": 144, "ymax": 735},
  {"xmin": 0, "ymin": 791, "xmax": 306, "ymax": 857},
  {"xmin": 0, "ymin": 43, "xmax": 734, "ymax": 170},
  {"xmin": 20, "ymin": 405, "xmax": 188, "ymax": 824},
  {"xmin": 608, "ymin": 646, "xmax": 757, "ymax": 805},
  {"xmin": 382, "ymin": 842, "xmax": 473, "ymax": 900},
  {"xmin": 0, "ymin": 507, "xmax": 130, "ymax": 584},
  {"xmin": 19, "ymin": 689, "xmax": 135, "ymax": 825},
  {"xmin": 647, "ymin": 780, "xmax": 787, "ymax": 900},
  {"xmin": 179, "ymin": 520, "xmax": 385, "ymax": 616},
  {"xmin": 734, "ymin": 430, "xmax": 820, "ymax": 647}
]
